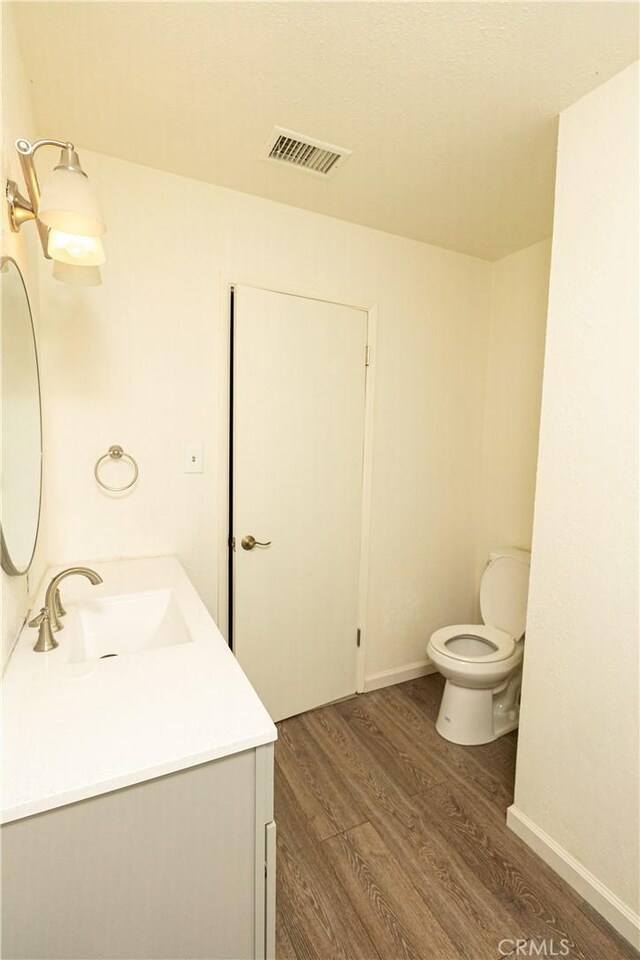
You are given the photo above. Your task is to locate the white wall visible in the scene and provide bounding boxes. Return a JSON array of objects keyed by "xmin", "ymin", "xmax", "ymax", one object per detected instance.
[
  {"xmin": 511, "ymin": 62, "xmax": 639, "ymax": 945},
  {"xmin": 0, "ymin": 5, "xmax": 48, "ymax": 666},
  {"xmin": 38, "ymin": 149, "xmax": 494, "ymax": 685},
  {"xmin": 477, "ymin": 239, "xmax": 551, "ymax": 581}
]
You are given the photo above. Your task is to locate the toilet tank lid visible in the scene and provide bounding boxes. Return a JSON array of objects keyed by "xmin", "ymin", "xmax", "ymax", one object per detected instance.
[{"xmin": 481, "ymin": 553, "xmax": 531, "ymax": 637}]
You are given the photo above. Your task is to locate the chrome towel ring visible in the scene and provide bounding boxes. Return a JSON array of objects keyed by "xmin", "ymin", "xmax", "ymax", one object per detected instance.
[{"xmin": 94, "ymin": 445, "xmax": 139, "ymax": 492}]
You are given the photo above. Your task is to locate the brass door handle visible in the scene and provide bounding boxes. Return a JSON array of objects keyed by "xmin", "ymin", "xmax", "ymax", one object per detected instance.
[{"xmin": 241, "ymin": 535, "xmax": 272, "ymax": 551}]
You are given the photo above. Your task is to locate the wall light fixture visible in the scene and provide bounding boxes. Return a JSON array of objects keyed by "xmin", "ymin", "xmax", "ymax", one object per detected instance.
[{"xmin": 6, "ymin": 138, "xmax": 106, "ymax": 286}]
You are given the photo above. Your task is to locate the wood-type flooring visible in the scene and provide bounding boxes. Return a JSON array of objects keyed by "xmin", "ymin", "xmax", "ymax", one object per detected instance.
[{"xmin": 274, "ymin": 674, "xmax": 636, "ymax": 960}]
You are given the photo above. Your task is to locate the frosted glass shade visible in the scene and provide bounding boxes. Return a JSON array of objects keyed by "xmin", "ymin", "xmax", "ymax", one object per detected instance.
[
  {"xmin": 38, "ymin": 167, "xmax": 106, "ymax": 237},
  {"xmin": 48, "ymin": 229, "xmax": 106, "ymax": 266},
  {"xmin": 52, "ymin": 261, "xmax": 102, "ymax": 287}
]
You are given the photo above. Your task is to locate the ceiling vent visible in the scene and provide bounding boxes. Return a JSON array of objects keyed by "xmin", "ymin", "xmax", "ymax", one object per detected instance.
[{"xmin": 261, "ymin": 127, "xmax": 351, "ymax": 177}]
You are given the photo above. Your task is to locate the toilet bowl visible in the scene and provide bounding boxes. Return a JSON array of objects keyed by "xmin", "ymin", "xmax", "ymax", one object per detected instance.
[{"xmin": 426, "ymin": 548, "xmax": 530, "ymax": 745}]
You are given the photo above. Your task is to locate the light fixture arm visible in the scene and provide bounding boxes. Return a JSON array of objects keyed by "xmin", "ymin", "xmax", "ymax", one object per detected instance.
[{"xmin": 6, "ymin": 138, "xmax": 80, "ymax": 258}]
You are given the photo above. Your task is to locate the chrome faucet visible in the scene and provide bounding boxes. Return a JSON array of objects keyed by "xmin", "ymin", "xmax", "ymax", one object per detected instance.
[{"xmin": 29, "ymin": 567, "xmax": 103, "ymax": 653}]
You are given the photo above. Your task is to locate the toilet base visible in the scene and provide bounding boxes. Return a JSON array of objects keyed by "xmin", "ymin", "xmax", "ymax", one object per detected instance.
[{"xmin": 435, "ymin": 672, "xmax": 521, "ymax": 745}]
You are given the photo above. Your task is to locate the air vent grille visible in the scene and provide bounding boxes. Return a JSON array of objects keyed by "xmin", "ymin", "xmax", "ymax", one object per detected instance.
[
  {"xmin": 269, "ymin": 135, "xmax": 341, "ymax": 175},
  {"xmin": 262, "ymin": 127, "xmax": 351, "ymax": 177}
]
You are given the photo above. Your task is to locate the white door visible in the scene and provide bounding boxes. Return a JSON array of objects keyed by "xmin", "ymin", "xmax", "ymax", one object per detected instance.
[{"xmin": 232, "ymin": 284, "xmax": 368, "ymax": 722}]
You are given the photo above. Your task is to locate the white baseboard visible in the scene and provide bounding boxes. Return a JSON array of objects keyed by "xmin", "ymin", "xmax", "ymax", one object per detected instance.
[
  {"xmin": 363, "ymin": 658, "xmax": 437, "ymax": 693},
  {"xmin": 507, "ymin": 805, "xmax": 640, "ymax": 950}
]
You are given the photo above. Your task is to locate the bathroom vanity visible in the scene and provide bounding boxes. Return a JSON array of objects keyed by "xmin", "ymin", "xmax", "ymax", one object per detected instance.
[{"xmin": 2, "ymin": 556, "xmax": 277, "ymax": 960}]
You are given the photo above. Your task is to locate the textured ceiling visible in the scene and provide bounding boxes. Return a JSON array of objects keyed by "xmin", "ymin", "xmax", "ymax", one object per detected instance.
[{"xmin": 11, "ymin": 2, "xmax": 640, "ymax": 260}]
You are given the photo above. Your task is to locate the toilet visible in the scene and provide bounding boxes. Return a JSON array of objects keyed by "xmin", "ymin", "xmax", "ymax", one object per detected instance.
[{"xmin": 427, "ymin": 547, "xmax": 531, "ymax": 745}]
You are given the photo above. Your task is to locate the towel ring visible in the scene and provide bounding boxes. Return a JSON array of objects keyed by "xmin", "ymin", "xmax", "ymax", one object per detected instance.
[{"xmin": 94, "ymin": 445, "xmax": 139, "ymax": 492}]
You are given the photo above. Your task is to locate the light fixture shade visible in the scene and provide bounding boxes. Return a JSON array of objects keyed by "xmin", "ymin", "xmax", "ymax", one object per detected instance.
[
  {"xmin": 38, "ymin": 167, "xmax": 106, "ymax": 237},
  {"xmin": 52, "ymin": 260, "xmax": 102, "ymax": 287},
  {"xmin": 48, "ymin": 229, "xmax": 106, "ymax": 266}
]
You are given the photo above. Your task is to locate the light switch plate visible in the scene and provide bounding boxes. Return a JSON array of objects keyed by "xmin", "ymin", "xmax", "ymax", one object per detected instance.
[{"xmin": 184, "ymin": 444, "xmax": 203, "ymax": 473}]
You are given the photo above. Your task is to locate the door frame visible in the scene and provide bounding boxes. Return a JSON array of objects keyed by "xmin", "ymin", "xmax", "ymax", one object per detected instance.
[{"xmin": 215, "ymin": 272, "xmax": 377, "ymax": 695}]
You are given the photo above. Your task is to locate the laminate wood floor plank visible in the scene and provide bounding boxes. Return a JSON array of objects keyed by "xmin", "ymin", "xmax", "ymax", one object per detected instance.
[
  {"xmin": 325, "ymin": 821, "xmax": 463, "ymax": 960},
  {"xmin": 275, "ymin": 905, "xmax": 298, "ymax": 960},
  {"xmin": 362, "ymin": 788, "xmax": 523, "ymax": 959},
  {"xmin": 412, "ymin": 779, "xmax": 635, "ymax": 960},
  {"xmin": 275, "ymin": 761, "xmax": 381, "ymax": 960},
  {"xmin": 401, "ymin": 673, "xmax": 444, "ymax": 720},
  {"xmin": 297, "ymin": 701, "xmax": 547, "ymax": 958},
  {"xmin": 380, "ymin": 681, "xmax": 517, "ymax": 809},
  {"xmin": 276, "ymin": 713, "xmax": 368, "ymax": 840},
  {"xmin": 333, "ymin": 694, "xmax": 448, "ymax": 797},
  {"xmin": 300, "ymin": 705, "xmax": 418, "ymax": 832},
  {"xmin": 275, "ymin": 675, "xmax": 636, "ymax": 960},
  {"xmin": 400, "ymin": 676, "xmax": 520, "ymax": 789},
  {"xmin": 403, "ymin": 673, "xmax": 519, "ymax": 781}
]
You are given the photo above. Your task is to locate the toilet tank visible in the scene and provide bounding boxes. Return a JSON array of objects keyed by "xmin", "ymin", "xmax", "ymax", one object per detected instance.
[
  {"xmin": 488, "ymin": 546, "xmax": 531, "ymax": 566},
  {"xmin": 482, "ymin": 547, "xmax": 531, "ymax": 637}
]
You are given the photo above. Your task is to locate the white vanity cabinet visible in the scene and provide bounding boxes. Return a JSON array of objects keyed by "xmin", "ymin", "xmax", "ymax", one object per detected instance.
[
  {"xmin": 2, "ymin": 557, "xmax": 278, "ymax": 960},
  {"xmin": 2, "ymin": 742, "xmax": 276, "ymax": 960}
]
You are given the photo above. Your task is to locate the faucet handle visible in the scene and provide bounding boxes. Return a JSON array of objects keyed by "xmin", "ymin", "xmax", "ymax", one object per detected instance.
[
  {"xmin": 29, "ymin": 607, "xmax": 59, "ymax": 653},
  {"xmin": 28, "ymin": 607, "xmax": 48, "ymax": 628}
]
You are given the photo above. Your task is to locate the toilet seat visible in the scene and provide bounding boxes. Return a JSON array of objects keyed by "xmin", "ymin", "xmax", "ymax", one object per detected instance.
[
  {"xmin": 429, "ymin": 624, "xmax": 516, "ymax": 663},
  {"xmin": 425, "ymin": 549, "xmax": 530, "ymax": 744}
]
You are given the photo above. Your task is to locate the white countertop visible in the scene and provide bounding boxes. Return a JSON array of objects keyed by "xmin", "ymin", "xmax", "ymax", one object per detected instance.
[{"xmin": 2, "ymin": 556, "xmax": 277, "ymax": 824}]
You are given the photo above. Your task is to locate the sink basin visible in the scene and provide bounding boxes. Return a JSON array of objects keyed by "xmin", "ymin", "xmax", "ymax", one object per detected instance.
[{"xmin": 68, "ymin": 589, "xmax": 193, "ymax": 663}]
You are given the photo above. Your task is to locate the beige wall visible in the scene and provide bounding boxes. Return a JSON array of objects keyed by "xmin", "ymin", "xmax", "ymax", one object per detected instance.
[
  {"xmin": 0, "ymin": 6, "xmax": 48, "ymax": 666},
  {"xmin": 1, "ymin": 8, "xmax": 550, "ymax": 687},
  {"xmin": 512, "ymin": 61, "xmax": 639, "ymax": 942},
  {"xmin": 477, "ymin": 239, "xmax": 551, "ymax": 583},
  {"xmin": 37, "ymin": 148, "xmax": 495, "ymax": 685}
]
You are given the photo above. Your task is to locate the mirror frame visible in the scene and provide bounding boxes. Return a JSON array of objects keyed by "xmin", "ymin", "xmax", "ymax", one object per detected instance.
[{"xmin": 1, "ymin": 255, "xmax": 43, "ymax": 577}]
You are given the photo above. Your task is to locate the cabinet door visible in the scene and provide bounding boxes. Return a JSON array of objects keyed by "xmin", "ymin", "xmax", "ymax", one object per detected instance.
[
  {"xmin": 265, "ymin": 820, "xmax": 277, "ymax": 960},
  {"xmin": 254, "ymin": 743, "xmax": 276, "ymax": 959},
  {"xmin": 2, "ymin": 753, "xmax": 258, "ymax": 959}
]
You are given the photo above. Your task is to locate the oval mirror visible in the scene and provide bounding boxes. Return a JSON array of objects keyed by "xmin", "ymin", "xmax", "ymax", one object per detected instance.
[{"xmin": 1, "ymin": 257, "xmax": 43, "ymax": 576}]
